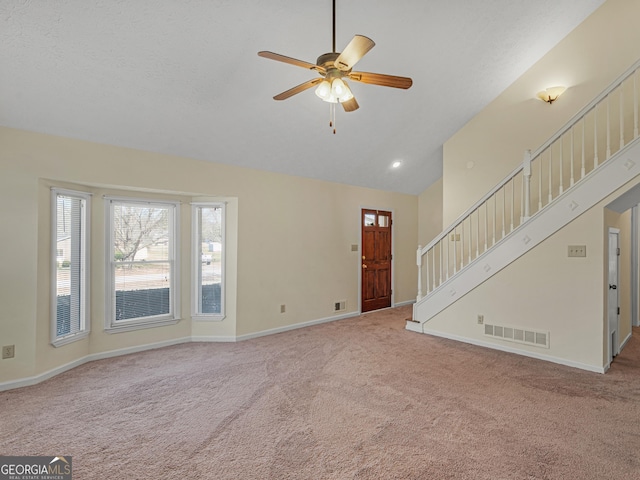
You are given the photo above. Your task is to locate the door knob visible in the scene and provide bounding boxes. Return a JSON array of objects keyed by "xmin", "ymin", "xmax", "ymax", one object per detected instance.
[
  {"xmin": 609, "ymin": 284, "xmax": 617, "ymax": 290},
  {"xmin": 362, "ymin": 264, "xmax": 367, "ymax": 269}
]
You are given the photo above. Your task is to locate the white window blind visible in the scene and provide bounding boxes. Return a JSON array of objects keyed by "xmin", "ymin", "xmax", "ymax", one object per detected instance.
[
  {"xmin": 52, "ymin": 189, "xmax": 90, "ymax": 345},
  {"xmin": 192, "ymin": 203, "xmax": 225, "ymax": 319}
]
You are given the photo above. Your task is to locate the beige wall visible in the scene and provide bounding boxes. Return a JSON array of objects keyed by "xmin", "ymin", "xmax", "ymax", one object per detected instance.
[
  {"xmin": 424, "ymin": 173, "xmax": 640, "ymax": 371},
  {"xmin": 0, "ymin": 127, "xmax": 418, "ymax": 384},
  {"xmin": 441, "ymin": 0, "xmax": 640, "ymax": 227},
  {"xmin": 418, "ymin": 178, "xmax": 442, "ymax": 247}
]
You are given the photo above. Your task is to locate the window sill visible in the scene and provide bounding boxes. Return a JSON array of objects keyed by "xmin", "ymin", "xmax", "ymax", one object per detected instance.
[
  {"xmin": 105, "ymin": 317, "xmax": 180, "ymax": 334},
  {"xmin": 192, "ymin": 314, "xmax": 226, "ymax": 322},
  {"xmin": 52, "ymin": 331, "xmax": 90, "ymax": 348}
]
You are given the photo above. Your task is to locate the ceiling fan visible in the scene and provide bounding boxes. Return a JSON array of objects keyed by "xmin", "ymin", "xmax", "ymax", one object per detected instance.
[{"xmin": 258, "ymin": 0, "xmax": 413, "ymax": 133}]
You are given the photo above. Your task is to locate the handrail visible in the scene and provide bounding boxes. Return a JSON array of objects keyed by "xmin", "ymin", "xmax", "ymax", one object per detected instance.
[
  {"xmin": 421, "ymin": 162, "xmax": 523, "ymax": 255},
  {"xmin": 417, "ymin": 55, "xmax": 640, "ymax": 303},
  {"xmin": 421, "ymin": 55, "xmax": 640, "ymax": 257}
]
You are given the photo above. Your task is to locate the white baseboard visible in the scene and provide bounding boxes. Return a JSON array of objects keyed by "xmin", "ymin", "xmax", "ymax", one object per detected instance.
[
  {"xmin": 405, "ymin": 321, "xmax": 422, "ymax": 333},
  {"xmin": 236, "ymin": 311, "xmax": 360, "ymax": 341},
  {"xmin": 620, "ymin": 331, "xmax": 633, "ymax": 352},
  {"xmin": 190, "ymin": 335, "xmax": 237, "ymax": 343},
  {"xmin": 394, "ymin": 299, "xmax": 416, "ymax": 307},
  {"xmin": 419, "ymin": 329, "xmax": 606, "ymax": 374},
  {"xmin": 0, "ymin": 336, "xmax": 192, "ymax": 392},
  {"xmin": 0, "ymin": 312, "xmax": 361, "ymax": 391}
]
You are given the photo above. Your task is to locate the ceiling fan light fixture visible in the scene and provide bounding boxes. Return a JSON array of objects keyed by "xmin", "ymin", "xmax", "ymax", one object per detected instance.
[
  {"xmin": 336, "ymin": 80, "xmax": 354, "ymax": 102},
  {"xmin": 315, "ymin": 80, "xmax": 332, "ymax": 101},
  {"xmin": 331, "ymin": 78, "xmax": 347, "ymax": 97}
]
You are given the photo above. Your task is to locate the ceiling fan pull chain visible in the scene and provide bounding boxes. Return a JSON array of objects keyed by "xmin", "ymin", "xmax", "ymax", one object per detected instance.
[{"xmin": 333, "ymin": 104, "xmax": 337, "ymax": 134}]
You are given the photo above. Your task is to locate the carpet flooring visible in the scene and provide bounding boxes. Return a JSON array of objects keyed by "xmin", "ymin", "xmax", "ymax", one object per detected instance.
[{"xmin": 2, "ymin": 305, "xmax": 640, "ymax": 479}]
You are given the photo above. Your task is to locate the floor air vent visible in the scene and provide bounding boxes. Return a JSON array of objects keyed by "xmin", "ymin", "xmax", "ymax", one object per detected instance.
[{"xmin": 484, "ymin": 323, "xmax": 549, "ymax": 348}]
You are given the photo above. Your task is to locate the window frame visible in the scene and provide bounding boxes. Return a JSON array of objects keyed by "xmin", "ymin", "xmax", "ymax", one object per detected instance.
[
  {"xmin": 191, "ymin": 202, "xmax": 226, "ymax": 321},
  {"xmin": 50, "ymin": 188, "xmax": 91, "ymax": 347},
  {"xmin": 104, "ymin": 196, "xmax": 180, "ymax": 333}
]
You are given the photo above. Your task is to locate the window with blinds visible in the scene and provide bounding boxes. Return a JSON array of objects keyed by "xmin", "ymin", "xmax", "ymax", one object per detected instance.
[
  {"xmin": 52, "ymin": 189, "xmax": 90, "ymax": 346},
  {"xmin": 192, "ymin": 203, "xmax": 225, "ymax": 319},
  {"xmin": 105, "ymin": 198, "xmax": 179, "ymax": 331}
]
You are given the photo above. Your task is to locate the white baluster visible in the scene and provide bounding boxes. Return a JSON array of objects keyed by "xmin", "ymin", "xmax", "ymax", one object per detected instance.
[
  {"xmin": 425, "ymin": 248, "xmax": 429, "ymax": 294},
  {"xmin": 416, "ymin": 245, "xmax": 422, "ymax": 301},
  {"xmin": 581, "ymin": 119, "xmax": 586, "ymax": 179},
  {"xmin": 453, "ymin": 228, "xmax": 457, "ymax": 273},
  {"xmin": 523, "ymin": 150, "xmax": 531, "ymax": 221},
  {"xmin": 570, "ymin": 127, "xmax": 575, "ymax": 187},
  {"xmin": 460, "ymin": 222, "xmax": 464, "ymax": 269},
  {"xmin": 620, "ymin": 87, "xmax": 625, "ymax": 150},
  {"xmin": 476, "ymin": 209, "xmax": 480, "ymax": 257},
  {"xmin": 502, "ymin": 187, "xmax": 506, "ymax": 238},
  {"xmin": 634, "ymin": 70, "xmax": 639, "ymax": 139},
  {"xmin": 606, "ymin": 95, "xmax": 611, "ymax": 159},
  {"xmin": 538, "ymin": 154, "xmax": 543, "ymax": 211},
  {"xmin": 484, "ymin": 202, "xmax": 488, "ymax": 251},
  {"xmin": 439, "ymin": 241, "xmax": 443, "ymax": 285},
  {"xmin": 492, "ymin": 195, "xmax": 496, "ymax": 245},
  {"xmin": 594, "ymin": 106, "xmax": 599, "ymax": 168},
  {"xmin": 559, "ymin": 137, "xmax": 564, "ymax": 195},
  {"xmin": 520, "ymin": 173, "xmax": 524, "ymax": 224},
  {"xmin": 548, "ymin": 148, "xmax": 553, "ymax": 205},
  {"xmin": 468, "ymin": 217, "xmax": 472, "ymax": 263},
  {"xmin": 431, "ymin": 249, "xmax": 436, "ymax": 291},
  {"xmin": 510, "ymin": 178, "xmax": 514, "ymax": 232},
  {"xmin": 445, "ymin": 236, "xmax": 449, "ymax": 280}
]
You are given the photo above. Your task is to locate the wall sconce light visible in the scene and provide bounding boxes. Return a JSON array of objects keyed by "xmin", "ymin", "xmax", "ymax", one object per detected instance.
[{"xmin": 537, "ymin": 86, "xmax": 566, "ymax": 105}]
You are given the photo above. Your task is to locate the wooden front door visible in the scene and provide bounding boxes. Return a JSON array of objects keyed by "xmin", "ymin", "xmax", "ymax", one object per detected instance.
[{"xmin": 361, "ymin": 209, "xmax": 392, "ymax": 312}]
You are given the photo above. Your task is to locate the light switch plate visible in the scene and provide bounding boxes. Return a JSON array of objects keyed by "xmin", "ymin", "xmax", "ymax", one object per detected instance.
[{"xmin": 568, "ymin": 245, "xmax": 587, "ymax": 257}]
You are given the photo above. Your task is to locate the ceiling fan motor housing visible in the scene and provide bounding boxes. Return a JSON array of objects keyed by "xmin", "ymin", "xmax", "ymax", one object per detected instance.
[{"xmin": 316, "ymin": 52, "xmax": 349, "ymax": 77}]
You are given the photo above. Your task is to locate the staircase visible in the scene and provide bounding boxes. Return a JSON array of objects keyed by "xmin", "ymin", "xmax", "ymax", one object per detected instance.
[{"xmin": 408, "ymin": 58, "xmax": 640, "ymax": 335}]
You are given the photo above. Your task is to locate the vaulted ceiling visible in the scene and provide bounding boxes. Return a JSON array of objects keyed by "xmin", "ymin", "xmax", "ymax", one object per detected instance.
[{"xmin": 0, "ymin": 0, "xmax": 605, "ymax": 194}]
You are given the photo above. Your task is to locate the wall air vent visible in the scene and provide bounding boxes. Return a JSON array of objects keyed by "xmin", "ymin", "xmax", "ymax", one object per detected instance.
[{"xmin": 484, "ymin": 323, "xmax": 549, "ymax": 348}]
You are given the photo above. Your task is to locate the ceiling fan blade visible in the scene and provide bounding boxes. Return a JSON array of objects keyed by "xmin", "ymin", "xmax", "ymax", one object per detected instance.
[
  {"xmin": 349, "ymin": 71, "xmax": 413, "ymax": 89},
  {"xmin": 335, "ymin": 35, "xmax": 375, "ymax": 71},
  {"xmin": 258, "ymin": 51, "xmax": 323, "ymax": 72},
  {"xmin": 341, "ymin": 97, "xmax": 359, "ymax": 112},
  {"xmin": 273, "ymin": 78, "xmax": 323, "ymax": 100}
]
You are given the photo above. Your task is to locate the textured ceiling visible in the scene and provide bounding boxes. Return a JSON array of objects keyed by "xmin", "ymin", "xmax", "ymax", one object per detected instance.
[{"xmin": 0, "ymin": 0, "xmax": 605, "ymax": 195}]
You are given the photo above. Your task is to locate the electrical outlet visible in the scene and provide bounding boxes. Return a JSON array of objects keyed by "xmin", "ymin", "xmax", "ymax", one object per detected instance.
[
  {"xmin": 334, "ymin": 300, "xmax": 346, "ymax": 312},
  {"xmin": 477, "ymin": 315, "xmax": 484, "ymax": 325},
  {"xmin": 2, "ymin": 345, "xmax": 15, "ymax": 359},
  {"xmin": 280, "ymin": 304, "xmax": 286, "ymax": 314},
  {"xmin": 568, "ymin": 245, "xmax": 587, "ymax": 257}
]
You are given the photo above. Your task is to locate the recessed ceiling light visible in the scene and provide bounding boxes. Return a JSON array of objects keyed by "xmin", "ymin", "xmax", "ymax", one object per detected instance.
[{"xmin": 391, "ymin": 161, "xmax": 402, "ymax": 168}]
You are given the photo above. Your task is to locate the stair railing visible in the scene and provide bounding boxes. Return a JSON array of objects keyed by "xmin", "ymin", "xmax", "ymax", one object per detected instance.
[{"xmin": 417, "ymin": 58, "xmax": 640, "ymax": 301}]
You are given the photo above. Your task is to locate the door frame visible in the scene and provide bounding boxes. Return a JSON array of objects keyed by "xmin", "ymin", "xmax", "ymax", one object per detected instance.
[
  {"xmin": 607, "ymin": 227, "xmax": 620, "ymax": 365},
  {"xmin": 359, "ymin": 206, "xmax": 395, "ymax": 313},
  {"xmin": 632, "ymin": 205, "xmax": 639, "ymax": 328}
]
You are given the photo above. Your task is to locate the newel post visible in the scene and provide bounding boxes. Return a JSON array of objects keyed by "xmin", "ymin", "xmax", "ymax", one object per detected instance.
[
  {"xmin": 523, "ymin": 150, "xmax": 532, "ymax": 222},
  {"xmin": 416, "ymin": 245, "xmax": 423, "ymax": 301}
]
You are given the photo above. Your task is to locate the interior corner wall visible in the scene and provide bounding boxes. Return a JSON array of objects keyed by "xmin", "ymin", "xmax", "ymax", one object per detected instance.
[
  {"xmin": 424, "ymin": 205, "xmax": 606, "ymax": 370},
  {"xmin": 418, "ymin": 178, "xmax": 443, "ymax": 247},
  {"xmin": 424, "ymin": 172, "xmax": 640, "ymax": 372},
  {"xmin": 0, "ymin": 126, "xmax": 418, "ymax": 385},
  {"xmin": 442, "ymin": 0, "xmax": 640, "ymax": 227}
]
